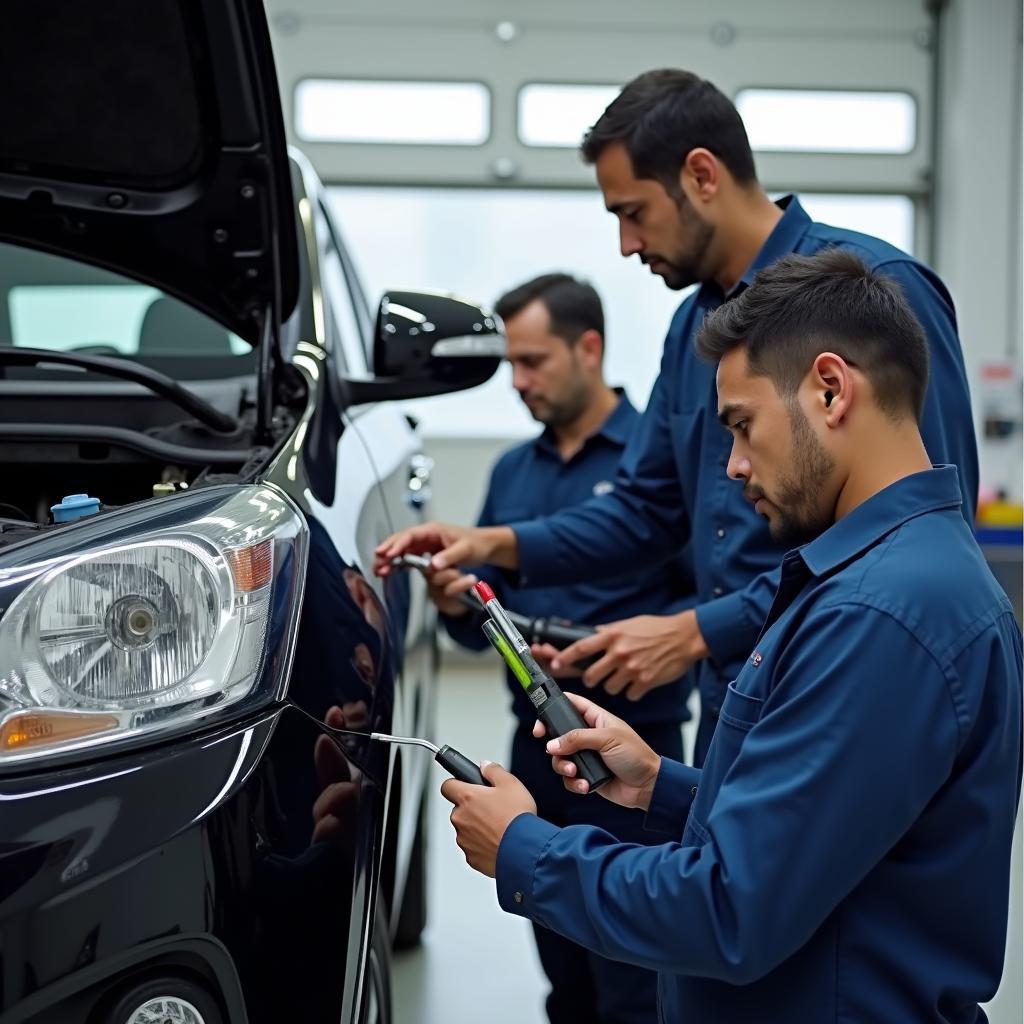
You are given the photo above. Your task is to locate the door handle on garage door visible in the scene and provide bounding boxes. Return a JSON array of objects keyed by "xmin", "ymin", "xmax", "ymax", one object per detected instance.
[{"xmin": 406, "ymin": 453, "xmax": 433, "ymax": 509}]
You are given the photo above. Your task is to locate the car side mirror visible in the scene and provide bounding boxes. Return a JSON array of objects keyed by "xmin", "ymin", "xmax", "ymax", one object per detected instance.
[{"xmin": 342, "ymin": 290, "xmax": 504, "ymax": 404}]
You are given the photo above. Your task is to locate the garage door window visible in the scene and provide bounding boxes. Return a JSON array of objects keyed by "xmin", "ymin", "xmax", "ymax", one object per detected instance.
[
  {"xmin": 517, "ymin": 83, "xmax": 620, "ymax": 148},
  {"xmin": 295, "ymin": 79, "xmax": 490, "ymax": 145},
  {"xmin": 736, "ymin": 89, "xmax": 917, "ymax": 154}
]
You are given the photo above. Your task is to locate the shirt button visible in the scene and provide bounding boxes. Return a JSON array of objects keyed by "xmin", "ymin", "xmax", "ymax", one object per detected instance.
[
  {"xmin": 709, "ymin": 706, "xmax": 720, "ymax": 720},
  {"xmin": 716, "ymin": 528, "xmax": 726, "ymax": 538},
  {"xmin": 513, "ymin": 891, "xmax": 524, "ymax": 904},
  {"xmin": 713, "ymin": 586, "xmax": 723, "ymax": 597},
  {"xmin": 690, "ymin": 786, "xmax": 698, "ymax": 797}
]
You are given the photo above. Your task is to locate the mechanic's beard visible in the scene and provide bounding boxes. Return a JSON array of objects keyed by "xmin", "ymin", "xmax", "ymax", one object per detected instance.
[
  {"xmin": 656, "ymin": 195, "xmax": 715, "ymax": 291},
  {"xmin": 530, "ymin": 369, "xmax": 591, "ymax": 429},
  {"xmin": 768, "ymin": 404, "xmax": 836, "ymax": 547}
]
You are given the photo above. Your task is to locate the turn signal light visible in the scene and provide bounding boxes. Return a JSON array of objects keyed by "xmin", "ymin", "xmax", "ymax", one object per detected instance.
[
  {"xmin": 225, "ymin": 540, "xmax": 273, "ymax": 592},
  {"xmin": 1, "ymin": 711, "xmax": 119, "ymax": 753}
]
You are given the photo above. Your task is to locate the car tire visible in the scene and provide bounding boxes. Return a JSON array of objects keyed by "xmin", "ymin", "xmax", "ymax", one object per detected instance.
[
  {"xmin": 97, "ymin": 977, "xmax": 223, "ymax": 1024},
  {"xmin": 392, "ymin": 794, "xmax": 428, "ymax": 949},
  {"xmin": 362, "ymin": 898, "xmax": 394, "ymax": 1024}
]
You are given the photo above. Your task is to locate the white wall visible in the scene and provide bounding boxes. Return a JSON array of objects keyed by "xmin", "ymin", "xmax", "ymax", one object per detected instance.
[
  {"xmin": 934, "ymin": 0, "xmax": 1023, "ymax": 502},
  {"xmin": 934, "ymin": 4, "xmax": 1023, "ymax": 1018}
]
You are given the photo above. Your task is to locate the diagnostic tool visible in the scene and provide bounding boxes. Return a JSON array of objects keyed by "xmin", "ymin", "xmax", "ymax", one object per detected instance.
[{"xmin": 474, "ymin": 581, "xmax": 612, "ymax": 793}]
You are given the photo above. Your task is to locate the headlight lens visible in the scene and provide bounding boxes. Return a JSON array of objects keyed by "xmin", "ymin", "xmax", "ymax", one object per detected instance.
[
  {"xmin": 33, "ymin": 541, "xmax": 223, "ymax": 704},
  {"xmin": 0, "ymin": 486, "xmax": 307, "ymax": 764}
]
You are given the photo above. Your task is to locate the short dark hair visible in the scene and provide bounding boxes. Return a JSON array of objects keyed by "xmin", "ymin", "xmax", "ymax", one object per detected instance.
[
  {"xmin": 494, "ymin": 273, "xmax": 604, "ymax": 346},
  {"xmin": 581, "ymin": 69, "xmax": 757, "ymax": 194},
  {"xmin": 695, "ymin": 249, "xmax": 930, "ymax": 422}
]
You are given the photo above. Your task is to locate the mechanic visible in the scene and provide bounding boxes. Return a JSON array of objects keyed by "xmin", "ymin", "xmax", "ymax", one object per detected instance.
[
  {"xmin": 439, "ymin": 250, "xmax": 1023, "ymax": 1023},
  {"xmin": 374, "ymin": 69, "xmax": 978, "ymax": 766},
  {"xmin": 430, "ymin": 272, "xmax": 693, "ymax": 1024}
]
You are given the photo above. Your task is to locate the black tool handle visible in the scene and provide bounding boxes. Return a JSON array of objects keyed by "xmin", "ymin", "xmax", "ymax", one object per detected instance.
[
  {"xmin": 535, "ymin": 617, "xmax": 595, "ymax": 646},
  {"xmin": 435, "ymin": 744, "xmax": 491, "ymax": 786},
  {"xmin": 533, "ymin": 617, "xmax": 599, "ymax": 671},
  {"xmin": 538, "ymin": 688, "xmax": 613, "ymax": 792},
  {"xmin": 460, "ymin": 597, "xmax": 601, "ymax": 671}
]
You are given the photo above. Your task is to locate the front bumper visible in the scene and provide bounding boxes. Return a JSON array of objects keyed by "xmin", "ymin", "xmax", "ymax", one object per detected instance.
[{"xmin": 0, "ymin": 703, "xmax": 386, "ymax": 1023}]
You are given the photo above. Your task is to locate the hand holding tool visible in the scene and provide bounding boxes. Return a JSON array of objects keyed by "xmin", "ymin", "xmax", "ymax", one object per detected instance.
[{"xmin": 474, "ymin": 581, "xmax": 612, "ymax": 793}]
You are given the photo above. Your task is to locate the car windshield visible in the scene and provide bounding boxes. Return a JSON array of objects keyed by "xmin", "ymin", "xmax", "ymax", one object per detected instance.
[{"xmin": 0, "ymin": 242, "xmax": 253, "ymax": 375}]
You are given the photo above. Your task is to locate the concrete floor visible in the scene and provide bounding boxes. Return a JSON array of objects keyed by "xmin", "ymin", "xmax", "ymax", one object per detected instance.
[
  {"xmin": 392, "ymin": 658, "xmax": 545, "ymax": 1023},
  {"xmin": 392, "ymin": 658, "xmax": 696, "ymax": 1024}
]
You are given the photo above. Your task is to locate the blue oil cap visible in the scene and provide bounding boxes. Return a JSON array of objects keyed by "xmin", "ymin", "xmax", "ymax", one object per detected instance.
[{"xmin": 51, "ymin": 494, "xmax": 101, "ymax": 524}]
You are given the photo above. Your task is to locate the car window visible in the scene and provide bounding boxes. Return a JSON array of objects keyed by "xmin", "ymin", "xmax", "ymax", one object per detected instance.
[
  {"xmin": 317, "ymin": 202, "xmax": 372, "ymax": 375},
  {"xmin": 0, "ymin": 242, "xmax": 251, "ymax": 365}
]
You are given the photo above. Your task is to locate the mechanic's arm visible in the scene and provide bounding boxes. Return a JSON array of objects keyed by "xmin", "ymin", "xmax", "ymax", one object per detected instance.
[
  {"xmin": 437, "ymin": 473, "xmax": 507, "ymax": 651},
  {"xmin": 496, "ymin": 606, "xmax": 957, "ymax": 981},
  {"xmin": 541, "ymin": 540, "xmax": 703, "ymax": 696},
  {"xmin": 376, "ymin": 328, "xmax": 691, "ymax": 584},
  {"xmin": 691, "ymin": 258, "xmax": 978, "ymax": 670}
]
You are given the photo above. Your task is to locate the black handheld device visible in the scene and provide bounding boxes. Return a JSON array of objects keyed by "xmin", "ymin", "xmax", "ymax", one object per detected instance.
[{"xmin": 475, "ymin": 584, "xmax": 612, "ymax": 793}]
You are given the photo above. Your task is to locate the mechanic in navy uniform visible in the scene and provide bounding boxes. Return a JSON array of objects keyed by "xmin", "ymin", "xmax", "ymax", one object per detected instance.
[
  {"xmin": 432, "ymin": 273, "xmax": 692, "ymax": 1024},
  {"xmin": 376, "ymin": 70, "xmax": 978, "ymax": 768},
  {"xmin": 441, "ymin": 251, "xmax": 1022, "ymax": 1024}
]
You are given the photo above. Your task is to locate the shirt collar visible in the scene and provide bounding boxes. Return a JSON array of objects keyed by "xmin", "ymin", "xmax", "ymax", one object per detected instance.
[
  {"xmin": 797, "ymin": 465, "xmax": 965, "ymax": 578},
  {"xmin": 535, "ymin": 387, "xmax": 634, "ymax": 457},
  {"xmin": 697, "ymin": 194, "xmax": 812, "ymax": 304}
]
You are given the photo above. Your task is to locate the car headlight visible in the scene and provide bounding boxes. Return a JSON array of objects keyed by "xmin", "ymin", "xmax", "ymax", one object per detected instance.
[{"xmin": 0, "ymin": 484, "xmax": 307, "ymax": 764}]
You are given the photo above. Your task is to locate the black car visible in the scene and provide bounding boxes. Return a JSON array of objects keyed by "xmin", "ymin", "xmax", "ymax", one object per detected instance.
[{"xmin": 0, "ymin": 3, "xmax": 503, "ymax": 1022}]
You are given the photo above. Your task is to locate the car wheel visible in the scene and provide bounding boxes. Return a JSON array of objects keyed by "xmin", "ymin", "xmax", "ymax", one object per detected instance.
[
  {"xmin": 361, "ymin": 899, "xmax": 394, "ymax": 1024},
  {"xmin": 97, "ymin": 977, "xmax": 223, "ymax": 1024},
  {"xmin": 392, "ymin": 795, "xmax": 428, "ymax": 949}
]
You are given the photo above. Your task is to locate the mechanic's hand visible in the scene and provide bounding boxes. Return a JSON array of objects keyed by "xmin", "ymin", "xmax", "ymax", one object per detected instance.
[
  {"xmin": 373, "ymin": 522, "xmax": 519, "ymax": 577},
  {"xmin": 550, "ymin": 610, "xmax": 709, "ymax": 701},
  {"xmin": 533, "ymin": 692, "xmax": 661, "ymax": 810},
  {"xmin": 441, "ymin": 762, "xmax": 537, "ymax": 878},
  {"xmin": 425, "ymin": 566, "xmax": 479, "ymax": 617},
  {"xmin": 530, "ymin": 642, "xmax": 584, "ymax": 679}
]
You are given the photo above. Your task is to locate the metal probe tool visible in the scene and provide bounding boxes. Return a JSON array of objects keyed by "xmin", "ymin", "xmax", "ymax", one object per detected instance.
[
  {"xmin": 366, "ymin": 731, "xmax": 491, "ymax": 786},
  {"xmin": 286, "ymin": 700, "xmax": 490, "ymax": 787}
]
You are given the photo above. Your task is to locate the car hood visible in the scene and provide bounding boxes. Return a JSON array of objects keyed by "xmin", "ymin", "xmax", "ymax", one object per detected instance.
[{"xmin": 0, "ymin": 0, "xmax": 298, "ymax": 347}]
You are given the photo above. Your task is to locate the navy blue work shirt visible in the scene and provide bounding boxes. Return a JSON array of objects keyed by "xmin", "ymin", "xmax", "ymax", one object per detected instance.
[
  {"xmin": 443, "ymin": 391, "xmax": 693, "ymax": 729},
  {"xmin": 497, "ymin": 466, "xmax": 1022, "ymax": 1022},
  {"xmin": 510, "ymin": 197, "xmax": 979, "ymax": 759}
]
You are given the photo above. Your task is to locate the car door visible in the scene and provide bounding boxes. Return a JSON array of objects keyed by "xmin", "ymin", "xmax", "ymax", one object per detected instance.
[{"xmin": 312, "ymin": 190, "xmax": 438, "ymax": 930}]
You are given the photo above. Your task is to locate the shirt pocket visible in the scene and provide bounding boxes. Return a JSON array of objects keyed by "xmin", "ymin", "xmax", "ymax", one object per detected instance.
[{"xmin": 682, "ymin": 681, "xmax": 764, "ymax": 846}]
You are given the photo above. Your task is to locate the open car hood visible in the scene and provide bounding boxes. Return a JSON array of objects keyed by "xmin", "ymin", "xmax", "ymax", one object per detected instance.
[{"xmin": 0, "ymin": 0, "xmax": 298, "ymax": 347}]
